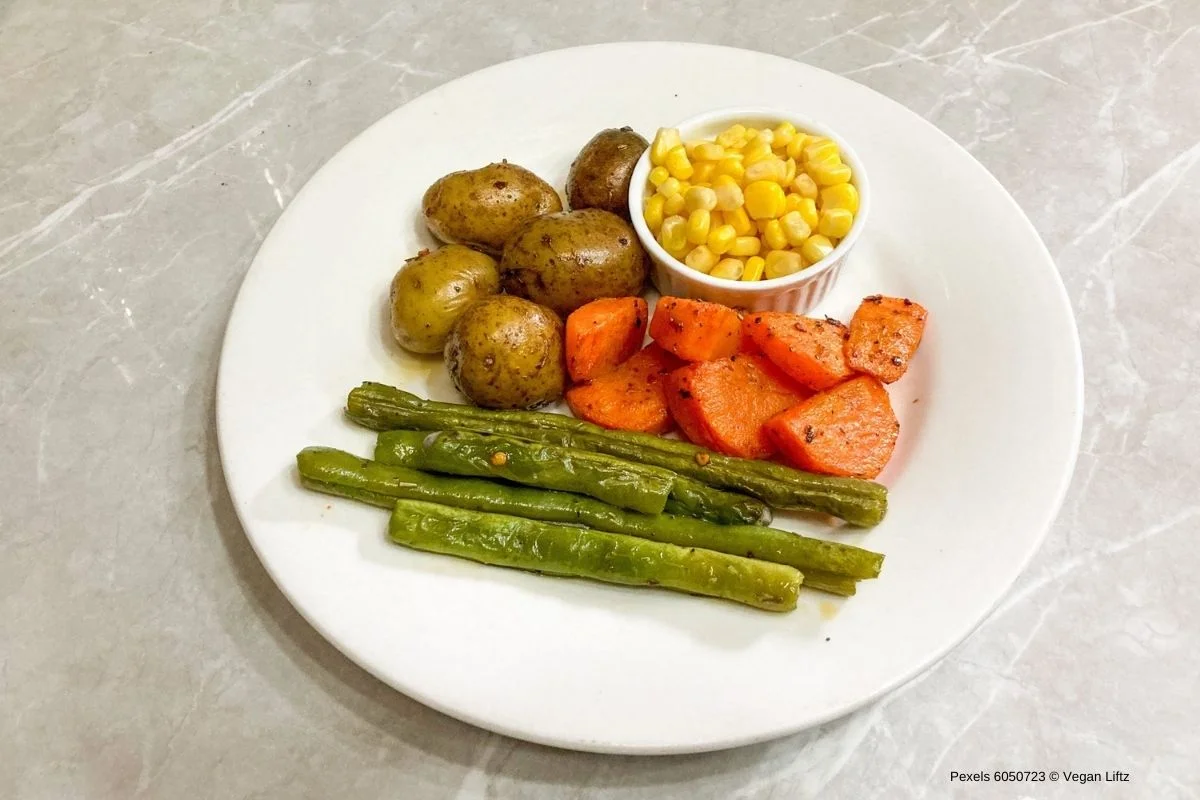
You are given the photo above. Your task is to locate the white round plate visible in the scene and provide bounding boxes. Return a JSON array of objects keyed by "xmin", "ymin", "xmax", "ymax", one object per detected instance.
[{"xmin": 217, "ymin": 43, "xmax": 1082, "ymax": 755}]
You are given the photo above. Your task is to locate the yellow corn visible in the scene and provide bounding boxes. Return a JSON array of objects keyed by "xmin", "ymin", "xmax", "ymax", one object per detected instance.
[
  {"xmin": 742, "ymin": 140, "xmax": 773, "ymax": 166},
  {"xmin": 802, "ymin": 137, "xmax": 839, "ymax": 164},
  {"xmin": 686, "ymin": 209, "xmax": 712, "ymax": 245},
  {"xmin": 744, "ymin": 180, "xmax": 786, "ymax": 219},
  {"xmin": 785, "ymin": 133, "xmax": 810, "ymax": 160},
  {"xmin": 657, "ymin": 176, "xmax": 682, "ymax": 198},
  {"xmin": 716, "ymin": 124, "xmax": 747, "ymax": 149},
  {"xmin": 726, "ymin": 206, "xmax": 754, "ymax": 236},
  {"xmin": 729, "ymin": 235, "xmax": 761, "ymax": 256},
  {"xmin": 712, "ymin": 175, "xmax": 743, "ymax": 211},
  {"xmin": 650, "ymin": 128, "xmax": 682, "ymax": 166},
  {"xmin": 710, "ymin": 210, "xmax": 724, "ymax": 228},
  {"xmin": 779, "ymin": 210, "xmax": 812, "ymax": 246},
  {"xmin": 762, "ymin": 219, "xmax": 788, "ymax": 251},
  {"xmin": 756, "ymin": 129, "xmax": 775, "ymax": 148},
  {"xmin": 764, "ymin": 249, "xmax": 804, "ymax": 279},
  {"xmin": 691, "ymin": 162, "xmax": 716, "ymax": 184},
  {"xmin": 665, "ymin": 146, "xmax": 694, "ymax": 180},
  {"xmin": 820, "ymin": 183, "xmax": 859, "ymax": 213},
  {"xmin": 663, "ymin": 192, "xmax": 686, "ymax": 216},
  {"xmin": 742, "ymin": 255, "xmax": 766, "ymax": 281},
  {"xmin": 799, "ymin": 234, "xmax": 835, "ymax": 265},
  {"xmin": 744, "ymin": 157, "xmax": 788, "ymax": 184},
  {"xmin": 684, "ymin": 186, "xmax": 718, "ymax": 213},
  {"xmin": 644, "ymin": 195, "xmax": 666, "ymax": 232},
  {"xmin": 714, "ymin": 156, "xmax": 745, "ymax": 181},
  {"xmin": 648, "ymin": 166, "xmax": 670, "ymax": 187},
  {"xmin": 710, "ymin": 258, "xmax": 745, "ymax": 280},
  {"xmin": 817, "ymin": 207, "xmax": 854, "ymax": 238},
  {"xmin": 756, "ymin": 218, "xmax": 774, "ymax": 235},
  {"xmin": 791, "ymin": 173, "xmax": 819, "ymax": 200},
  {"xmin": 660, "ymin": 215, "xmax": 687, "ymax": 252},
  {"xmin": 807, "ymin": 159, "xmax": 852, "ymax": 186},
  {"xmin": 693, "ymin": 142, "xmax": 725, "ymax": 161},
  {"xmin": 784, "ymin": 193, "xmax": 805, "ymax": 215},
  {"xmin": 707, "ymin": 224, "xmax": 737, "ymax": 255},
  {"xmin": 683, "ymin": 140, "xmax": 704, "ymax": 157},
  {"xmin": 784, "ymin": 158, "xmax": 797, "ymax": 185},
  {"xmin": 772, "ymin": 121, "xmax": 797, "ymax": 149},
  {"xmin": 797, "ymin": 197, "xmax": 819, "ymax": 229},
  {"xmin": 684, "ymin": 244, "xmax": 718, "ymax": 273}
]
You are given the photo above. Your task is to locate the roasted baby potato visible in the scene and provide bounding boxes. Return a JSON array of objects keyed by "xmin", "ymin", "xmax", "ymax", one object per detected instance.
[
  {"xmin": 444, "ymin": 295, "xmax": 566, "ymax": 409},
  {"xmin": 566, "ymin": 127, "xmax": 648, "ymax": 218},
  {"xmin": 499, "ymin": 209, "xmax": 647, "ymax": 317},
  {"xmin": 389, "ymin": 245, "xmax": 500, "ymax": 354},
  {"xmin": 422, "ymin": 162, "xmax": 562, "ymax": 254}
]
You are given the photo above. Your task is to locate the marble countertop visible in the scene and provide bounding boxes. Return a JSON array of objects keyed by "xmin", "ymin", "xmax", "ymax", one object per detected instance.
[{"xmin": 3, "ymin": 1, "xmax": 1198, "ymax": 797}]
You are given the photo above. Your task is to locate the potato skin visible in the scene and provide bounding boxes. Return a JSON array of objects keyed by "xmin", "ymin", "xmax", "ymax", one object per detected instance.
[
  {"xmin": 566, "ymin": 127, "xmax": 649, "ymax": 218},
  {"xmin": 499, "ymin": 209, "xmax": 648, "ymax": 318},
  {"xmin": 444, "ymin": 295, "xmax": 566, "ymax": 409},
  {"xmin": 422, "ymin": 162, "xmax": 562, "ymax": 254},
  {"xmin": 389, "ymin": 245, "xmax": 500, "ymax": 354}
]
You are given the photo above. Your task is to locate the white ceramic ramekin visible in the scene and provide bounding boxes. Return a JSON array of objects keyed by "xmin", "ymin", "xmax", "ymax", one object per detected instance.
[{"xmin": 628, "ymin": 107, "xmax": 870, "ymax": 313}]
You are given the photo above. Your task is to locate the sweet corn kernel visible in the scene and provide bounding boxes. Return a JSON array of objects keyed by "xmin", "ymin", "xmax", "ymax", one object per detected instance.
[
  {"xmin": 710, "ymin": 210, "xmax": 725, "ymax": 228},
  {"xmin": 802, "ymin": 137, "xmax": 839, "ymax": 164},
  {"xmin": 712, "ymin": 175, "xmax": 744, "ymax": 211},
  {"xmin": 744, "ymin": 128, "xmax": 758, "ymax": 142},
  {"xmin": 684, "ymin": 186, "xmax": 718, "ymax": 213},
  {"xmin": 791, "ymin": 173, "xmax": 819, "ymax": 199},
  {"xmin": 779, "ymin": 210, "xmax": 812, "ymax": 246},
  {"xmin": 648, "ymin": 166, "xmax": 670, "ymax": 187},
  {"xmin": 799, "ymin": 234, "xmax": 835, "ymax": 264},
  {"xmin": 644, "ymin": 195, "xmax": 666, "ymax": 232},
  {"xmin": 663, "ymin": 192, "xmax": 686, "ymax": 216},
  {"xmin": 784, "ymin": 158, "xmax": 797, "ymax": 185},
  {"xmin": 716, "ymin": 124, "xmax": 747, "ymax": 149},
  {"xmin": 744, "ymin": 157, "xmax": 788, "ymax": 184},
  {"xmin": 797, "ymin": 197, "xmax": 819, "ymax": 229},
  {"xmin": 784, "ymin": 193, "xmax": 805, "ymax": 215},
  {"xmin": 726, "ymin": 206, "xmax": 754, "ymax": 235},
  {"xmin": 817, "ymin": 207, "xmax": 854, "ymax": 238},
  {"xmin": 693, "ymin": 142, "xmax": 725, "ymax": 161},
  {"xmin": 820, "ymin": 183, "xmax": 859, "ymax": 213},
  {"xmin": 744, "ymin": 180, "xmax": 786, "ymax": 219},
  {"xmin": 686, "ymin": 209, "xmax": 712, "ymax": 245},
  {"xmin": 684, "ymin": 244, "xmax": 718, "ymax": 273},
  {"xmin": 707, "ymin": 224, "xmax": 737, "ymax": 255},
  {"xmin": 691, "ymin": 162, "xmax": 716, "ymax": 184},
  {"xmin": 660, "ymin": 215, "xmax": 687, "ymax": 252},
  {"xmin": 650, "ymin": 128, "xmax": 682, "ymax": 166},
  {"xmin": 785, "ymin": 134, "xmax": 810, "ymax": 161},
  {"xmin": 683, "ymin": 140, "xmax": 704, "ymax": 157},
  {"xmin": 657, "ymin": 177, "xmax": 682, "ymax": 198},
  {"xmin": 714, "ymin": 156, "xmax": 745, "ymax": 181},
  {"xmin": 741, "ymin": 139, "xmax": 773, "ymax": 166},
  {"xmin": 772, "ymin": 122, "xmax": 797, "ymax": 149},
  {"xmin": 756, "ymin": 129, "xmax": 775, "ymax": 147},
  {"xmin": 710, "ymin": 258, "xmax": 745, "ymax": 280},
  {"xmin": 742, "ymin": 255, "xmax": 766, "ymax": 281},
  {"xmin": 665, "ymin": 146, "xmax": 694, "ymax": 180},
  {"xmin": 807, "ymin": 159, "xmax": 852, "ymax": 186},
  {"xmin": 729, "ymin": 235, "xmax": 761, "ymax": 256},
  {"xmin": 677, "ymin": 180, "xmax": 691, "ymax": 195},
  {"xmin": 762, "ymin": 219, "xmax": 788, "ymax": 250},
  {"xmin": 764, "ymin": 249, "xmax": 804, "ymax": 279}
]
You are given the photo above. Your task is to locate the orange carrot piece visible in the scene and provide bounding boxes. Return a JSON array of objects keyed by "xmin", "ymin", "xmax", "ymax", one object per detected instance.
[
  {"xmin": 566, "ymin": 345, "xmax": 681, "ymax": 434},
  {"xmin": 764, "ymin": 376, "xmax": 898, "ymax": 478},
  {"xmin": 565, "ymin": 297, "xmax": 648, "ymax": 382},
  {"xmin": 665, "ymin": 353, "xmax": 809, "ymax": 459},
  {"xmin": 742, "ymin": 311, "xmax": 854, "ymax": 391},
  {"xmin": 649, "ymin": 296, "xmax": 742, "ymax": 362},
  {"xmin": 845, "ymin": 295, "xmax": 928, "ymax": 383}
]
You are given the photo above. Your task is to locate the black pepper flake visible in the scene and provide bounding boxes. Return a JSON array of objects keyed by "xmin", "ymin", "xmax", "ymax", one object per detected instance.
[
  {"xmin": 825, "ymin": 636, "xmax": 831, "ymax": 642},
  {"xmin": 647, "ymin": 579, "xmax": 660, "ymax": 586},
  {"xmin": 679, "ymin": 389, "xmax": 692, "ymax": 399},
  {"xmin": 891, "ymin": 356, "xmax": 903, "ymax": 366},
  {"xmin": 902, "ymin": 298, "xmax": 912, "ymax": 306},
  {"xmin": 493, "ymin": 180, "xmax": 507, "ymax": 189},
  {"xmin": 804, "ymin": 425, "xmax": 815, "ymax": 444},
  {"xmin": 864, "ymin": 294, "xmax": 882, "ymax": 303}
]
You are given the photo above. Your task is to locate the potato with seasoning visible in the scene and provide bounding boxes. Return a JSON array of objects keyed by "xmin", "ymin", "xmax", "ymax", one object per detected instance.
[
  {"xmin": 444, "ymin": 295, "xmax": 566, "ymax": 409},
  {"xmin": 389, "ymin": 245, "xmax": 500, "ymax": 354},
  {"xmin": 500, "ymin": 209, "xmax": 647, "ymax": 317},
  {"xmin": 422, "ymin": 162, "xmax": 562, "ymax": 254},
  {"xmin": 567, "ymin": 127, "xmax": 649, "ymax": 218}
]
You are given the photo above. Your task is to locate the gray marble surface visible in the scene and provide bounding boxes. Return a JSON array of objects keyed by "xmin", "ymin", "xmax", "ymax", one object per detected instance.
[{"xmin": 3, "ymin": 0, "xmax": 1198, "ymax": 797}]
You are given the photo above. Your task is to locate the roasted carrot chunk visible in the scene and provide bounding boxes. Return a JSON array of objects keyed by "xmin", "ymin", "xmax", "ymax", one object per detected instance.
[
  {"xmin": 565, "ymin": 297, "xmax": 648, "ymax": 382},
  {"xmin": 649, "ymin": 296, "xmax": 742, "ymax": 362},
  {"xmin": 566, "ymin": 345, "xmax": 681, "ymax": 434},
  {"xmin": 742, "ymin": 311, "xmax": 854, "ymax": 391},
  {"xmin": 764, "ymin": 376, "xmax": 898, "ymax": 479},
  {"xmin": 845, "ymin": 295, "xmax": 928, "ymax": 383},
  {"xmin": 665, "ymin": 353, "xmax": 809, "ymax": 459}
]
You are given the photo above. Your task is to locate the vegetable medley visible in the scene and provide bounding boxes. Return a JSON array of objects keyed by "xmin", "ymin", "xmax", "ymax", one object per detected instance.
[{"xmin": 295, "ymin": 119, "xmax": 928, "ymax": 613}]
